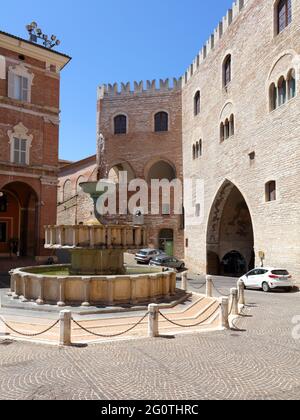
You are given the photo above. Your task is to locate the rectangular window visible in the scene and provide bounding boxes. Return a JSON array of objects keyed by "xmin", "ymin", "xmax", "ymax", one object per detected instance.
[
  {"xmin": 13, "ymin": 137, "xmax": 27, "ymax": 164},
  {"xmin": 278, "ymin": 0, "xmax": 292, "ymax": 34},
  {"xmin": 13, "ymin": 75, "xmax": 29, "ymax": 102},
  {"xmin": 266, "ymin": 181, "xmax": 277, "ymax": 202},
  {"xmin": 0, "ymin": 222, "xmax": 7, "ymax": 243}
]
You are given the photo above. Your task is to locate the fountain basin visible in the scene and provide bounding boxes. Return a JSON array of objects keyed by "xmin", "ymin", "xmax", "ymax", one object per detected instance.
[{"xmin": 9, "ymin": 265, "xmax": 177, "ymax": 307}]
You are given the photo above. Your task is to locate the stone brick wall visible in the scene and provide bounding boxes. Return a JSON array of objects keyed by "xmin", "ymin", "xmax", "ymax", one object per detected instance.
[
  {"xmin": 57, "ymin": 155, "xmax": 97, "ymax": 225},
  {"xmin": 182, "ymin": 0, "xmax": 300, "ymax": 279},
  {"xmin": 56, "ymin": 0, "xmax": 300, "ymax": 278},
  {"xmin": 97, "ymin": 83, "xmax": 184, "ymax": 258}
]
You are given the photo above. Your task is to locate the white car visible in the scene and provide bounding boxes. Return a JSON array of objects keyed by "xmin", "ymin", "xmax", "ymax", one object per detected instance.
[{"xmin": 240, "ymin": 268, "xmax": 295, "ymax": 292}]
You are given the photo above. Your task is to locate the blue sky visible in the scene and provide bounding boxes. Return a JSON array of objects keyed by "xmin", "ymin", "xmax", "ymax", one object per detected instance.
[{"xmin": 1, "ymin": 0, "xmax": 233, "ymax": 161}]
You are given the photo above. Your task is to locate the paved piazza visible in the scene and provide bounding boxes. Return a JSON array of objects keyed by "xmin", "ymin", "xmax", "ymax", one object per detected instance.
[{"xmin": 0, "ymin": 275, "xmax": 299, "ymax": 400}]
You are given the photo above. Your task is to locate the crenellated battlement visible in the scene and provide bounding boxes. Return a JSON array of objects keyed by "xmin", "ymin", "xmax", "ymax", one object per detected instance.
[
  {"xmin": 98, "ymin": 77, "xmax": 182, "ymax": 99},
  {"xmin": 98, "ymin": 0, "xmax": 249, "ymax": 98},
  {"xmin": 182, "ymin": 0, "xmax": 249, "ymax": 86}
]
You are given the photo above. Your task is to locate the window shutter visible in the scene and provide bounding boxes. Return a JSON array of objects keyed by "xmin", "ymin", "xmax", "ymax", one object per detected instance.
[
  {"xmin": 0, "ymin": 56, "xmax": 5, "ymax": 80},
  {"xmin": 22, "ymin": 77, "xmax": 29, "ymax": 102},
  {"xmin": 7, "ymin": 71, "xmax": 15, "ymax": 99}
]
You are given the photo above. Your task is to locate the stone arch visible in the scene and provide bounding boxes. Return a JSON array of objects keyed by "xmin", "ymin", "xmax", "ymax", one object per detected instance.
[
  {"xmin": 63, "ymin": 179, "xmax": 73, "ymax": 202},
  {"xmin": 146, "ymin": 159, "xmax": 177, "ymax": 182},
  {"xmin": 206, "ymin": 180, "xmax": 255, "ymax": 277},
  {"xmin": 0, "ymin": 181, "xmax": 39, "ymax": 256},
  {"xmin": 267, "ymin": 50, "xmax": 297, "ymax": 85},
  {"xmin": 108, "ymin": 161, "xmax": 136, "ymax": 183},
  {"xmin": 219, "ymin": 101, "xmax": 234, "ymax": 121},
  {"xmin": 76, "ymin": 176, "xmax": 86, "ymax": 194}
]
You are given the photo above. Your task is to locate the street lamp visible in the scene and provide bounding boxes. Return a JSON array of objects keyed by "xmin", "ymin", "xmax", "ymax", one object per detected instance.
[{"xmin": 26, "ymin": 22, "xmax": 61, "ymax": 49}]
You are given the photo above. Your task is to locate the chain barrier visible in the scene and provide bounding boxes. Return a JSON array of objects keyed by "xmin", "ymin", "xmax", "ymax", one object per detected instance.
[
  {"xmin": 187, "ymin": 278, "xmax": 206, "ymax": 291},
  {"xmin": 0, "ymin": 316, "xmax": 59, "ymax": 337},
  {"xmin": 211, "ymin": 280, "xmax": 231, "ymax": 297},
  {"xmin": 72, "ymin": 312, "xmax": 149, "ymax": 338},
  {"xmin": 159, "ymin": 303, "xmax": 220, "ymax": 328}
]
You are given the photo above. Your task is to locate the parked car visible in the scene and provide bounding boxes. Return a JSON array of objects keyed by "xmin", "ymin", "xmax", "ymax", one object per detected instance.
[
  {"xmin": 135, "ymin": 249, "xmax": 164, "ymax": 264},
  {"xmin": 150, "ymin": 255, "xmax": 185, "ymax": 271},
  {"xmin": 239, "ymin": 268, "xmax": 295, "ymax": 292}
]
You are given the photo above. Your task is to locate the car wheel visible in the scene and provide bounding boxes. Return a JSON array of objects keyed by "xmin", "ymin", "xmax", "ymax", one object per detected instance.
[
  {"xmin": 180, "ymin": 264, "xmax": 185, "ymax": 270},
  {"xmin": 262, "ymin": 282, "xmax": 271, "ymax": 293}
]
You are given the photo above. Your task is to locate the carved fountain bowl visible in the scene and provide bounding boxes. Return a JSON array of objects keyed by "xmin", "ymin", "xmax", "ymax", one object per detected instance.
[{"xmin": 9, "ymin": 265, "xmax": 177, "ymax": 307}]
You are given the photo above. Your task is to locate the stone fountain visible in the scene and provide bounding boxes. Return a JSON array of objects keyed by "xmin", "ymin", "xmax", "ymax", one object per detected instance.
[{"xmin": 8, "ymin": 181, "xmax": 176, "ymax": 308}]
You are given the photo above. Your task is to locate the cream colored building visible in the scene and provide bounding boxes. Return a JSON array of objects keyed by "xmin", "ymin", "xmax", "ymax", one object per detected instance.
[{"xmin": 182, "ymin": 0, "xmax": 300, "ymax": 278}]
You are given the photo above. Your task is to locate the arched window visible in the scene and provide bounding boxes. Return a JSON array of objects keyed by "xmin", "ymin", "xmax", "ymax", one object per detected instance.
[
  {"xmin": 114, "ymin": 115, "xmax": 127, "ymax": 135},
  {"xmin": 277, "ymin": 0, "xmax": 292, "ymax": 34},
  {"xmin": 269, "ymin": 83, "xmax": 277, "ymax": 111},
  {"xmin": 192, "ymin": 145, "xmax": 196, "ymax": 160},
  {"xmin": 230, "ymin": 114, "xmax": 235, "ymax": 136},
  {"xmin": 287, "ymin": 69, "xmax": 296, "ymax": 99},
  {"xmin": 220, "ymin": 122, "xmax": 225, "ymax": 142},
  {"xmin": 199, "ymin": 139, "xmax": 202, "ymax": 157},
  {"xmin": 196, "ymin": 142, "xmax": 200, "ymax": 159},
  {"xmin": 223, "ymin": 55, "xmax": 232, "ymax": 87},
  {"xmin": 224, "ymin": 119, "xmax": 230, "ymax": 139},
  {"xmin": 194, "ymin": 91, "xmax": 201, "ymax": 116},
  {"xmin": 278, "ymin": 76, "xmax": 287, "ymax": 106},
  {"xmin": 154, "ymin": 112, "xmax": 168, "ymax": 132},
  {"xmin": 63, "ymin": 180, "xmax": 73, "ymax": 202},
  {"xmin": 76, "ymin": 176, "xmax": 86, "ymax": 194},
  {"xmin": 266, "ymin": 181, "xmax": 277, "ymax": 202}
]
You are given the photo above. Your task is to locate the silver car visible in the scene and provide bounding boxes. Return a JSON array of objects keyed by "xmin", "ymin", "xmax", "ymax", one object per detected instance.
[
  {"xmin": 135, "ymin": 249, "xmax": 164, "ymax": 264},
  {"xmin": 150, "ymin": 255, "xmax": 185, "ymax": 271}
]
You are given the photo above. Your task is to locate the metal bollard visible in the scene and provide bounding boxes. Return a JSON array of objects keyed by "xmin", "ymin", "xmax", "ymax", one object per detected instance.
[
  {"xmin": 181, "ymin": 272, "xmax": 188, "ymax": 292},
  {"xmin": 206, "ymin": 275, "xmax": 213, "ymax": 297},
  {"xmin": 219, "ymin": 297, "xmax": 229, "ymax": 329},
  {"xmin": 237, "ymin": 280, "xmax": 246, "ymax": 307},
  {"xmin": 230, "ymin": 288, "xmax": 239, "ymax": 316},
  {"xmin": 148, "ymin": 304, "xmax": 159, "ymax": 338},
  {"xmin": 59, "ymin": 310, "xmax": 72, "ymax": 346}
]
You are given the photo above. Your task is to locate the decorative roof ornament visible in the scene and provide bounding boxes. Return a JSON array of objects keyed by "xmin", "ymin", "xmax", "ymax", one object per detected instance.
[{"xmin": 26, "ymin": 21, "xmax": 61, "ymax": 49}]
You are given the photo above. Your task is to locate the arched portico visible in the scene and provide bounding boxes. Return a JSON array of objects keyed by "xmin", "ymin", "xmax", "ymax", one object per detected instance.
[
  {"xmin": 207, "ymin": 180, "xmax": 255, "ymax": 277},
  {"xmin": 0, "ymin": 182, "xmax": 39, "ymax": 257}
]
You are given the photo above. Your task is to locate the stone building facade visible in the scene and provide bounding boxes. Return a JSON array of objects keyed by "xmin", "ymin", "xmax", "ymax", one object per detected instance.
[
  {"xmin": 58, "ymin": 0, "xmax": 300, "ymax": 278},
  {"xmin": 0, "ymin": 30, "xmax": 70, "ymax": 259},
  {"xmin": 58, "ymin": 84, "xmax": 184, "ymax": 259},
  {"xmin": 182, "ymin": 0, "xmax": 300, "ymax": 278},
  {"xmin": 96, "ymin": 80, "xmax": 184, "ymax": 258},
  {"xmin": 57, "ymin": 155, "xmax": 97, "ymax": 226}
]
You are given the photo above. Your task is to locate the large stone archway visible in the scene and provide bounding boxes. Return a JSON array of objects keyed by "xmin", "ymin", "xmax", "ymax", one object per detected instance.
[
  {"xmin": 0, "ymin": 182, "xmax": 39, "ymax": 257},
  {"xmin": 207, "ymin": 180, "xmax": 255, "ymax": 277}
]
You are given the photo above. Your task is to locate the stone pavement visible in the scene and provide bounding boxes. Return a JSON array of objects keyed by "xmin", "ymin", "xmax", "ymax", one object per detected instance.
[
  {"xmin": 0, "ymin": 294, "xmax": 220, "ymax": 344},
  {"xmin": 0, "ymin": 277, "xmax": 299, "ymax": 400}
]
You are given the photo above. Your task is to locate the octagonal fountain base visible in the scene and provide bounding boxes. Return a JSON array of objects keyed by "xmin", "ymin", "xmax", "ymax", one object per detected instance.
[{"xmin": 9, "ymin": 265, "xmax": 177, "ymax": 308}]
